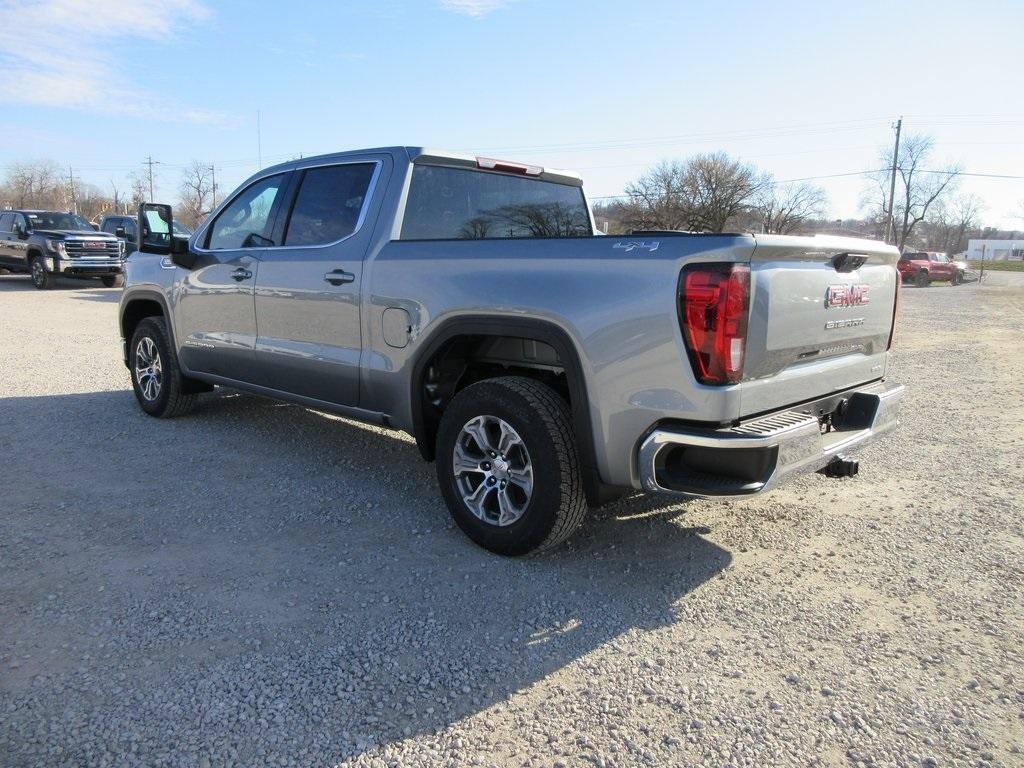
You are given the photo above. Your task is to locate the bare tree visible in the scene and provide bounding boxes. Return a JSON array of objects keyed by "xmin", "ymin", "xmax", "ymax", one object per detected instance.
[
  {"xmin": 925, "ymin": 194, "xmax": 983, "ymax": 255},
  {"xmin": 128, "ymin": 171, "xmax": 148, "ymax": 208},
  {"xmin": 620, "ymin": 153, "xmax": 767, "ymax": 233},
  {"xmin": 621, "ymin": 160, "xmax": 692, "ymax": 231},
  {"xmin": 684, "ymin": 152, "xmax": 768, "ymax": 232},
  {"xmin": 177, "ymin": 161, "xmax": 214, "ymax": 229},
  {"xmin": 863, "ymin": 134, "xmax": 961, "ymax": 250},
  {"xmin": 0, "ymin": 161, "xmax": 63, "ymax": 209},
  {"xmin": 109, "ymin": 180, "xmax": 124, "ymax": 215},
  {"xmin": 756, "ymin": 182, "xmax": 828, "ymax": 234}
]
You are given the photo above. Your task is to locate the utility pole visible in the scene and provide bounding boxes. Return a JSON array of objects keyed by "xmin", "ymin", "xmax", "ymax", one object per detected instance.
[
  {"xmin": 884, "ymin": 117, "xmax": 903, "ymax": 246},
  {"xmin": 209, "ymin": 164, "xmax": 217, "ymax": 208},
  {"xmin": 144, "ymin": 156, "xmax": 160, "ymax": 201},
  {"xmin": 67, "ymin": 166, "xmax": 78, "ymax": 214}
]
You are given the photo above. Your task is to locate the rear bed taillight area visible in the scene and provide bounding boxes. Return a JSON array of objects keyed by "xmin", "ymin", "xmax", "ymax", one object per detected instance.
[{"xmin": 679, "ymin": 263, "xmax": 751, "ymax": 385}]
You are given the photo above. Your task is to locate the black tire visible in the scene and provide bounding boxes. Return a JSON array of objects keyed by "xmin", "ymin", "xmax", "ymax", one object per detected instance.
[
  {"xmin": 436, "ymin": 376, "xmax": 587, "ymax": 556},
  {"xmin": 914, "ymin": 270, "xmax": 930, "ymax": 288},
  {"xmin": 101, "ymin": 275, "xmax": 122, "ymax": 288},
  {"xmin": 29, "ymin": 256, "xmax": 52, "ymax": 290},
  {"xmin": 951, "ymin": 270, "xmax": 963, "ymax": 286},
  {"xmin": 128, "ymin": 317, "xmax": 198, "ymax": 418}
]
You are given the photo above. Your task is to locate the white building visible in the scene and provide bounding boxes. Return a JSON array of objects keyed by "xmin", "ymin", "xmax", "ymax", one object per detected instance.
[{"xmin": 966, "ymin": 239, "xmax": 1024, "ymax": 261}]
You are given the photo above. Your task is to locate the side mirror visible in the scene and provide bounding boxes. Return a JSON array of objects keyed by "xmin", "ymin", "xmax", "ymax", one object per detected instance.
[
  {"xmin": 137, "ymin": 203, "xmax": 174, "ymax": 255},
  {"xmin": 115, "ymin": 226, "xmax": 126, "ymax": 239}
]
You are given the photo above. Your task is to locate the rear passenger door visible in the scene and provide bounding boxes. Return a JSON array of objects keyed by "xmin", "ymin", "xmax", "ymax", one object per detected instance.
[{"xmin": 251, "ymin": 158, "xmax": 385, "ymax": 405}]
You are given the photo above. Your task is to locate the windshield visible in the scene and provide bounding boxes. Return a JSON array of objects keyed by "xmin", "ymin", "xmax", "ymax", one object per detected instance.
[{"xmin": 26, "ymin": 212, "xmax": 95, "ymax": 231}]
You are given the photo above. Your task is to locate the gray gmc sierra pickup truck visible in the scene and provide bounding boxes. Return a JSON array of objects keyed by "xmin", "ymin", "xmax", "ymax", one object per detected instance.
[{"xmin": 119, "ymin": 146, "xmax": 904, "ymax": 555}]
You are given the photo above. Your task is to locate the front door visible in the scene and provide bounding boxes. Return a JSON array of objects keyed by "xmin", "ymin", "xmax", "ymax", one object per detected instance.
[
  {"xmin": 251, "ymin": 160, "xmax": 382, "ymax": 405},
  {"xmin": 174, "ymin": 172, "xmax": 289, "ymax": 381}
]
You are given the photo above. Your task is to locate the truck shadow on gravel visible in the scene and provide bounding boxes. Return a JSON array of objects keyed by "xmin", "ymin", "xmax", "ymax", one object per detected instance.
[{"xmin": 0, "ymin": 388, "xmax": 730, "ymax": 766}]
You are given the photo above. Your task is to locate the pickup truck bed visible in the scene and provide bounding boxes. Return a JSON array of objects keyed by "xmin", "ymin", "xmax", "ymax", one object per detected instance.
[{"xmin": 119, "ymin": 146, "xmax": 903, "ymax": 555}]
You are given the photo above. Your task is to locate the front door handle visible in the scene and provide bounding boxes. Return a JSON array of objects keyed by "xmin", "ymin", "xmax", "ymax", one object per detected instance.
[
  {"xmin": 231, "ymin": 267, "xmax": 253, "ymax": 281},
  {"xmin": 324, "ymin": 268, "xmax": 355, "ymax": 286}
]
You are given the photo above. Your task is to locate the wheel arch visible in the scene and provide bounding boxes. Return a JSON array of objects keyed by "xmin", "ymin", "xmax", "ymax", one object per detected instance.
[
  {"xmin": 409, "ymin": 316, "xmax": 601, "ymax": 494},
  {"xmin": 120, "ymin": 290, "xmax": 174, "ymax": 351}
]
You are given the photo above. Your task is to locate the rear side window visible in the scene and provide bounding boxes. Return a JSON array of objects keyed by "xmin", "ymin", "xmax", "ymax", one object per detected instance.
[
  {"xmin": 283, "ymin": 163, "xmax": 376, "ymax": 246},
  {"xmin": 400, "ymin": 165, "xmax": 592, "ymax": 240},
  {"xmin": 0, "ymin": 213, "xmax": 12, "ymax": 232},
  {"xmin": 207, "ymin": 173, "xmax": 285, "ymax": 250}
]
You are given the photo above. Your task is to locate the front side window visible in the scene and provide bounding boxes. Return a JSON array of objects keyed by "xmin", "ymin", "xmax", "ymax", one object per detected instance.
[
  {"xmin": 400, "ymin": 165, "xmax": 592, "ymax": 240},
  {"xmin": 101, "ymin": 218, "xmax": 119, "ymax": 234},
  {"xmin": 284, "ymin": 163, "xmax": 375, "ymax": 246},
  {"xmin": 207, "ymin": 174, "xmax": 285, "ymax": 250}
]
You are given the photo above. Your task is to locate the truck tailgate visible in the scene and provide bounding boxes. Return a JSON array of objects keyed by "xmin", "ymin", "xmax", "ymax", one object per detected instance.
[{"xmin": 740, "ymin": 234, "xmax": 899, "ymax": 417}]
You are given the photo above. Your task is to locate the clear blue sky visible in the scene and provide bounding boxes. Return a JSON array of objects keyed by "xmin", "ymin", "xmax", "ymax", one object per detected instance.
[{"xmin": 2, "ymin": 0, "xmax": 1022, "ymax": 227}]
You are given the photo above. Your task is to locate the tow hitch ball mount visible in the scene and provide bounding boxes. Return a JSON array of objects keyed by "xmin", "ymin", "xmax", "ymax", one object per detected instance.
[{"xmin": 822, "ymin": 454, "xmax": 859, "ymax": 478}]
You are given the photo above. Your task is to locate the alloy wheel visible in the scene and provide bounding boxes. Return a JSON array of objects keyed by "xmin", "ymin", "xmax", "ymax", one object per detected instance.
[
  {"xmin": 452, "ymin": 415, "xmax": 534, "ymax": 527},
  {"xmin": 134, "ymin": 337, "xmax": 163, "ymax": 401}
]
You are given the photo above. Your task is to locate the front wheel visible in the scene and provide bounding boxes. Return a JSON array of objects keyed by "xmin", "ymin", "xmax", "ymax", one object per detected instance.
[
  {"xmin": 129, "ymin": 317, "xmax": 197, "ymax": 418},
  {"xmin": 30, "ymin": 256, "xmax": 52, "ymax": 290},
  {"xmin": 951, "ymin": 270, "xmax": 963, "ymax": 286},
  {"xmin": 101, "ymin": 275, "xmax": 122, "ymax": 288},
  {"xmin": 435, "ymin": 377, "xmax": 588, "ymax": 556}
]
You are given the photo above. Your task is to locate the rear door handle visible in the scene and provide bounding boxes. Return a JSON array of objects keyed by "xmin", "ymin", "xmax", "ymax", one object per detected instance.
[
  {"xmin": 231, "ymin": 267, "xmax": 253, "ymax": 281},
  {"xmin": 324, "ymin": 268, "xmax": 355, "ymax": 285}
]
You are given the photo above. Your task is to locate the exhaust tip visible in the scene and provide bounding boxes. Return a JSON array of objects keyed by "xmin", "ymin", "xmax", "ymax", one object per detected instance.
[{"xmin": 822, "ymin": 455, "xmax": 859, "ymax": 478}]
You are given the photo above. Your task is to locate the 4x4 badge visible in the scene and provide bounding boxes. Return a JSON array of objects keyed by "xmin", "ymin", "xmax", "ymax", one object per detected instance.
[{"xmin": 613, "ymin": 240, "xmax": 660, "ymax": 253}]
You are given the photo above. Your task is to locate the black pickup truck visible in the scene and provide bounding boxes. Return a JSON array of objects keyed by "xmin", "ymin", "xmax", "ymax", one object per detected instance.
[{"xmin": 0, "ymin": 209, "xmax": 124, "ymax": 289}]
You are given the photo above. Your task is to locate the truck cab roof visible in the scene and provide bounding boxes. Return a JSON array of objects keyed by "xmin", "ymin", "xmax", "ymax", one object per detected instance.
[{"xmin": 259, "ymin": 146, "xmax": 584, "ymax": 187}]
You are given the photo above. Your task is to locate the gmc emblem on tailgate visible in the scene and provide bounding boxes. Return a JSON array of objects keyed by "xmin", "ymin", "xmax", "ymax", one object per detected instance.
[{"xmin": 825, "ymin": 283, "xmax": 870, "ymax": 308}]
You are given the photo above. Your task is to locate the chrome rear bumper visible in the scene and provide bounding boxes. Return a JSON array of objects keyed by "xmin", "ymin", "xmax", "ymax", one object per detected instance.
[{"xmin": 637, "ymin": 381, "xmax": 904, "ymax": 498}]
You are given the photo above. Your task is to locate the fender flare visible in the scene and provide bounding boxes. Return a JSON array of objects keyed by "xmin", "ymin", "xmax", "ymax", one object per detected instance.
[
  {"xmin": 120, "ymin": 289, "xmax": 176, "ymax": 349},
  {"xmin": 408, "ymin": 315, "xmax": 599, "ymax": 484}
]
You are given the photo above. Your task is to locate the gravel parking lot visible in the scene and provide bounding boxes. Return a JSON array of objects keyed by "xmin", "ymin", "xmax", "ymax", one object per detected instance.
[{"xmin": 1, "ymin": 275, "xmax": 1021, "ymax": 768}]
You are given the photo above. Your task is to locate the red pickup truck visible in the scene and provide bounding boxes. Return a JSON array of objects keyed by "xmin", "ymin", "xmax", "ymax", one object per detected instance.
[{"xmin": 897, "ymin": 251, "xmax": 965, "ymax": 287}]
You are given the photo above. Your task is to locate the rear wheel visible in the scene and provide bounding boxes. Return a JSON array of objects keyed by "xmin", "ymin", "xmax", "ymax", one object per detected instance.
[
  {"xmin": 436, "ymin": 376, "xmax": 587, "ymax": 556},
  {"xmin": 30, "ymin": 256, "xmax": 51, "ymax": 290},
  {"xmin": 914, "ymin": 270, "xmax": 930, "ymax": 288},
  {"xmin": 129, "ymin": 317, "xmax": 198, "ymax": 418}
]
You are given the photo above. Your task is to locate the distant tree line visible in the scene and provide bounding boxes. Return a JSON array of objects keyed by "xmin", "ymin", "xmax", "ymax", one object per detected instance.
[
  {"xmin": 3, "ymin": 141, "xmax": 1019, "ymax": 251},
  {"xmin": 0, "ymin": 160, "xmax": 216, "ymax": 229}
]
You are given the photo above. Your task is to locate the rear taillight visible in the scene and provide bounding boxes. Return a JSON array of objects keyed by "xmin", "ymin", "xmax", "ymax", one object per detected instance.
[{"xmin": 679, "ymin": 263, "xmax": 750, "ymax": 385}]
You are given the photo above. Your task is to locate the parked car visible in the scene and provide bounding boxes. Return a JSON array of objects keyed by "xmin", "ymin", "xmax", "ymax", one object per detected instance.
[
  {"xmin": 897, "ymin": 251, "xmax": 964, "ymax": 287},
  {"xmin": 118, "ymin": 146, "xmax": 904, "ymax": 555},
  {"xmin": 0, "ymin": 209, "xmax": 124, "ymax": 289},
  {"xmin": 97, "ymin": 213, "xmax": 192, "ymax": 258}
]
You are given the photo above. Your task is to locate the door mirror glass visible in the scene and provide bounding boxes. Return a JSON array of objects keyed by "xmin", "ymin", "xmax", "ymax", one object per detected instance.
[{"xmin": 139, "ymin": 203, "xmax": 173, "ymax": 254}]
